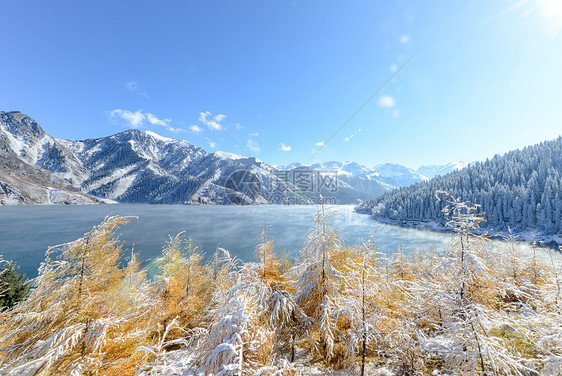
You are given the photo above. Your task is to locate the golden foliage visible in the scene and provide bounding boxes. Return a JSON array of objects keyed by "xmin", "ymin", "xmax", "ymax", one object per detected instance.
[{"xmin": 0, "ymin": 205, "xmax": 561, "ymax": 375}]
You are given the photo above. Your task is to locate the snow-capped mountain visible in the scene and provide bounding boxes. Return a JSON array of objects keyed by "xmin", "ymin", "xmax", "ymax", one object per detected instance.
[
  {"xmin": 279, "ymin": 161, "xmax": 428, "ymax": 204},
  {"xmin": 416, "ymin": 161, "xmax": 470, "ymax": 179},
  {"xmin": 0, "ymin": 112, "xmax": 107, "ymax": 205},
  {"xmin": 1, "ymin": 111, "xmax": 437, "ymax": 206},
  {"xmin": 372, "ymin": 163, "xmax": 428, "ymax": 188},
  {"xmin": 66, "ymin": 129, "xmax": 306, "ymax": 204},
  {"xmin": 0, "ymin": 111, "xmax": 306, "ymax": 205}
]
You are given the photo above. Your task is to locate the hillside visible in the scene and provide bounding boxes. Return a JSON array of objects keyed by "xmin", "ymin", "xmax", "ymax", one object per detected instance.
[
  {"xmin": 356, "ymin": 137, "xmax": 562, "ymax": 239},
  {"xmin": 280, "ymin": 161, "xmax": 428, "ymax": 204},
  {"xmin": 0, "ymin": 111, "xmax": 307, "ymax": 205},
  {"xmin": 0, "ymin": 112, "xmax": 106, "ymax": 205},
  {"xmin": 1, "ymin": 111, "xmax": 439, "ymax": 206},
  {"xmin": 416, "ymin": 161, "xmax": 470, "ymax": 178}
]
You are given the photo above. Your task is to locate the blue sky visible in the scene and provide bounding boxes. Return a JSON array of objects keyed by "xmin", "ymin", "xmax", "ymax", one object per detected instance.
[{"xmin": 2, "ymin": 1, "xmax": 562, "ymax": 169}]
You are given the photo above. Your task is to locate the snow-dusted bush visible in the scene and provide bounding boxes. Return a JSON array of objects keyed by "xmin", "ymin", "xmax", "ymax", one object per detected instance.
[
  {"xmin": 1, "ymin": 199, "xmax": 562, "ymax": 375},
  {"xmin": 0, "ymin": 216, "xmax": 158, "ymax": 375}
]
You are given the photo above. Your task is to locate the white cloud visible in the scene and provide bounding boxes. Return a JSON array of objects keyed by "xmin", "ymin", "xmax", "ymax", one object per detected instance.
[
  {"xmin": 247, "ymin": 138, "xmax": 260, "ymax": 153},
  {"xmin": 125, "ymin": 80, "xmax": 148, "ymax": 98},
  {"xmin": 146, "ymin": 113, "xmax": 171, "ymax": 127},
  {"xmin": 315, "ymin": 141, "xmax": 325, "ymax": 147},
  {"xmin": 125, "ymin": 81, "xmax": 138, "ymax": 91},
  {"xmin": 246, "ymin": 131, "xmax": 260, "ymax": 152},
  {"xmin": 280, "ymin": 143, "xmax": 291, "ymax": 152},
  {"xmin": 399, "ymin": 34, "xmax": 410, "ymax": 44},
  {"xmin": 107, "ymin": 109, "xmax": 186, "ymax": 133},
  {"xmin": 108, "ymin": 109, "xmax": 146, "ymax": 128},
  {"xmin": 199, "ymin": 111, "xmax": 225, "ymax": 131},
  {"xmin": 189, "ymin": 124, "xmax": 203, "ymax": 133},
  {"xmin": 208, "ymin": 141, "xmax": 217, "ymax": 148},
  {"xmin": 168, "ymin": 127, "xmax": 188, "ymax": 133},
  {"xmin": 235, "ymin": 123, "xmax": 243, "ymax": 130},
  {"xmin": 344, "ymin": 137, "xmax": 350, "ymax": 142},
  {"xmin": 378, "ymin": 95, "xmax": 395, "ymax": 108}
]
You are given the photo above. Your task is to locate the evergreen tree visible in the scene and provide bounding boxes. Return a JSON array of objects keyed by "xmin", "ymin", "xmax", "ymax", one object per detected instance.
[
  {"xmin": 0, "ymin": 261, "xmax": 29, "ymax": 311},
  {"xmin": 421, "ymin": 193, "xmax": 528, "ymax": 374},
  {"xmin": 356, "ymin": 136, "xmax": 562, "ymax": 237}
]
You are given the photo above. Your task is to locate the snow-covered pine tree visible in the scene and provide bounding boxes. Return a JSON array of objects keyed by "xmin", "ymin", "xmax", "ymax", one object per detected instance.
[
  {"xmin": 0, "ymin": 259, "xmax": 29, "ymax": 311},
  {"xmin": 490, "ymin": 239, "xmax": 562, "ymax": 374},
  {"xmin": 356, "ymin": 136, "xmax": 562, "ymax": 237},
  {"xmin": 381, "ymin": 246, "xmax": 431, "ymax": 374},
  {"xmin": 197, "ymin": 263, "xmax": 275, "ymax": 374},
  {"xmin": 196, "ymin": 231, "xmax": 311, "ymax": 374},
  {"xmin": 291, "ymin": 203, "xmax": 352, "ymax": 363},
  {"xmin": 422, "ymin": 192, "xmax": 528, "ymax": 375}
]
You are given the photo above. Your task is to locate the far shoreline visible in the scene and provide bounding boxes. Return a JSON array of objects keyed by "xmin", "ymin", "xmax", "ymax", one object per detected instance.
[{"xmin": 361, "ymin": 214, "xmax": 562, "ymax": 249}]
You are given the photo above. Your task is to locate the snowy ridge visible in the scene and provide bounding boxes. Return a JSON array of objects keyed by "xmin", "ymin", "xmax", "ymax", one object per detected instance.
[
  {"xmin": 0, "ymin": 112, "xmax": 305, "ymax": 205},
  {"xmin": 416, "ymin": 161, "xmax": 470, "ymax": 179},
  {"xmin": 1, "ymin": 111, "xmax": 441, "ymax": 206},
  {"xmin": 0, "ymin": 112, "xmax": 106, "ymax": 205},
  {"xmin": 213, "ymin": 151, "xmax": 245, "ymax": 160},
  {"xmin": 144, "ymin": 130, "xmax": 174, "ymax": 142},
  {"xmin": 357, "ymin": 137, "xmax": 562, "ymax": 241},
  {"xmin": 279, "ymin": 160, "xmax": 428, "ymax": 204}
]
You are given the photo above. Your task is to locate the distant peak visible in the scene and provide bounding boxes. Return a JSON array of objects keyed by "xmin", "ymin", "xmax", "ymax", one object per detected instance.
[
  {"xmin": 144, "ymin": 130, "xmax": 174, "ymax": 142},
  {"xmin": 214, "ymin": 151, "xmax": 245, "ymax": 160},
  {"xmin": 0, "ymin": 111, "xmax": 45, "ymax": 137}
]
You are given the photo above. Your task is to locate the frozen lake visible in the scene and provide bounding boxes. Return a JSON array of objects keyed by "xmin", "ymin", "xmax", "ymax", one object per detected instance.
[{"xmin": 0, "ymin": 204, "xmax": 467, "ymax": 278}]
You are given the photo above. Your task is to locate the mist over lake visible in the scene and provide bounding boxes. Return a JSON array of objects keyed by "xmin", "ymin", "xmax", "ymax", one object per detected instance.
[{"xmin": 0, "ymin": 204, "xmax": 457, "ymax": 278}]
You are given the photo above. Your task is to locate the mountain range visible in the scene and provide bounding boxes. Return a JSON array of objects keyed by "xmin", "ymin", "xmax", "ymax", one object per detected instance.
[
  {"xmin": 279, "ymin": 161, "xmax": 429, "ymax": 204},
  {"xmin": 0, "ymin": 111, "xmax": 467, "ymax": 206},
  {"xmin": 416, "ymin": 161, "xmax": 471, "ymax": 179}
]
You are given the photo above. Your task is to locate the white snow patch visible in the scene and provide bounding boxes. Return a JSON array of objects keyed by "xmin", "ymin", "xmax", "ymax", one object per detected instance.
[
  {"xmin": 144, "ymin": 130, "xmax": 173, "ymax": 142},
  {"xmin": 2, "ymin": 130, "xmax": 27, "ymax": 158},
  {"xmin": 86, "ymin": 165, "xmax": 137, "ymax": 192},
  {"xmin": 111, "ymin": 173, "xmax": 137, "ymax": 198},
  {"xmin": 214, "ymin": 151, "xmax": 245, "ymax": 160}
]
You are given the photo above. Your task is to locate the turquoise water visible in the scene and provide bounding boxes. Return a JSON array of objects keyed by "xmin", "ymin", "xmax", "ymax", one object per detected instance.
[{"xmin": 0, "ymin": 204, "xmax": 455, "ymax": 278}]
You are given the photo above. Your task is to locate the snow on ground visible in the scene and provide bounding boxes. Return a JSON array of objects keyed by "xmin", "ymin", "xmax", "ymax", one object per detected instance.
[
  {"xmin": 2, "ymin": 131, "xmax": 25, "ymax": 157},
  {"xmin": 111, "ymin": 172, "xmax": 137, "ymax": 199},
  {"xmin": 214, "ymin": 151, "xmax": 245, "ymax": 160},
  {"xmin": 145, "ymin": 130, "xmax": 174, "ymax": 142},
  {"xmin": 86, "ymin": 165, "xmax": 138, "ymax": 192}
]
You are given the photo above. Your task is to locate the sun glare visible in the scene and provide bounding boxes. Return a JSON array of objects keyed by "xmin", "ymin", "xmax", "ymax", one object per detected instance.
[
  {"xmin": 535, "ymin": 0, "xmax": 562, "ymax": 35},
  {"xmin": 537, "ymin": 0, "xmax": 562, "ymax": 20},
  {"xmin": 516, "ymin": 0, "xmax": 562, "ymax": 37}
]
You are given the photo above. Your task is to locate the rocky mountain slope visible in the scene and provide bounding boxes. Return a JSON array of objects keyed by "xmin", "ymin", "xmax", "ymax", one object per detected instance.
[
  {"xmin": 0, "ymin": 112, "xmax": 106, "ymax": 205},
  {"xmin": 0, "ymin": 111, "xmax": 306, "ymax": 205},
  {"xmin": 2, "ymin": 111, "xmax": 454, "ymax": 206},
  {"xmin": 280, "ymin": 161, "xmax": 428, "ymax": 204}
]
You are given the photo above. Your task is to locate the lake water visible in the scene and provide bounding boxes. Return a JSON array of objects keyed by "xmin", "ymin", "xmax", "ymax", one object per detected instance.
[{"xmin": 0, "ymin": 204, "xmax": 483, "ymax": 278}]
